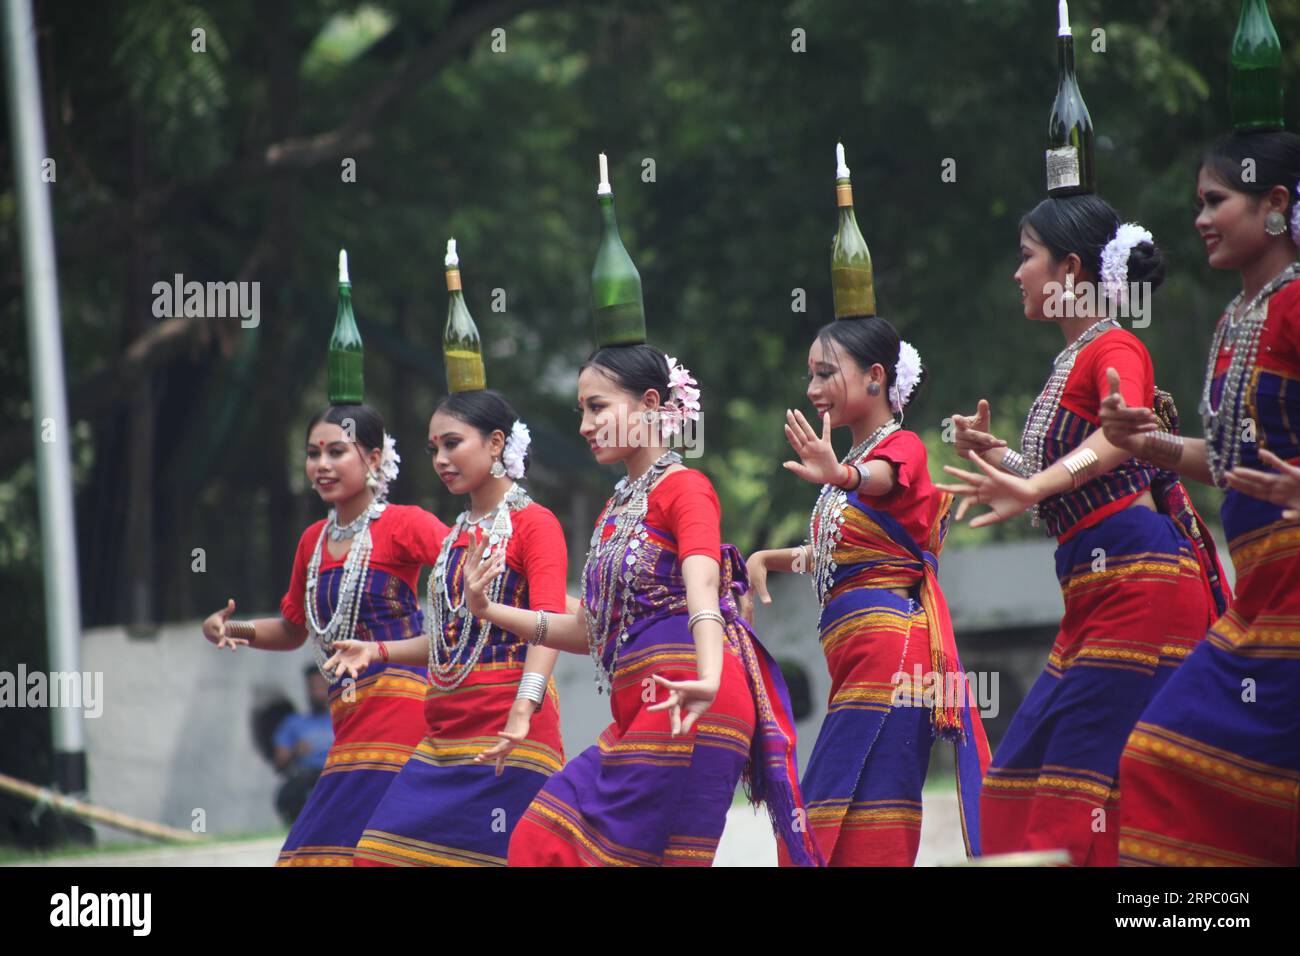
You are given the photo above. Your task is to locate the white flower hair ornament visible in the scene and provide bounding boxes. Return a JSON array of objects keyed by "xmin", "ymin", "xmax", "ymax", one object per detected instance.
[
  {"xmin": 889, "ymin": 340, "xmax": 922, "ymax": 414},
  {"xmin": 1290, "ymin": 182, "xmax": 1300, "ymax": 247},
  {"xmin": 372, "ymin": 432, "xmax": 401, "ymax": 500},
  {"xmin": 659, "ymin": 355, "xmax": 702, "ymax": 439},
  {"xmin": 502, "ymin": 420, "xmax": 531, "ymax": 480},
  {"xmin": 1100, "ymin": 222, "xmax": 1154, "ymax": 307}
]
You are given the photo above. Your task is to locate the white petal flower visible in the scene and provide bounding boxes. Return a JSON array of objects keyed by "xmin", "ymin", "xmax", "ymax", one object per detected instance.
[{"xmin": 502, "ymin": 420, "xmax": 531, "ymax": 479}]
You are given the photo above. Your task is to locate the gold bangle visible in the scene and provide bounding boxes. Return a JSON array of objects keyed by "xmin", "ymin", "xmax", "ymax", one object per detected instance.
[
  {"xmin": 226, "ymin": 621, "xmax": 255, "ymax": 643},
  {"xmin": 1142, "ymin": 431, "xmax": 1185, "ymax": 468},
  {"xmin": 1060, "ymin": 448, "xmax": 1100, "ymax": 489}
]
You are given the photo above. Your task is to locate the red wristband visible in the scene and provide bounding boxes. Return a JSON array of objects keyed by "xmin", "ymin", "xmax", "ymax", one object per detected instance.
[{"xmin": 377, "ymin": 641, "xmax": 389, "ymax": 663}]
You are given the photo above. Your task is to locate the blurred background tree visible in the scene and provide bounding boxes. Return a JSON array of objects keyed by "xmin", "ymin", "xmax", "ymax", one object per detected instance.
[{"xmin": 2, "ymin": 0, "xmax": 1294, "ymax": 646}]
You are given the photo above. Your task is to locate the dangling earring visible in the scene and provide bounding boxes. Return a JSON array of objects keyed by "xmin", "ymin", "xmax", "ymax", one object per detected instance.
[
  {"xmin": 1265, "ymin": 211, "xmax": 1287, "ymax": 236},
  {"xmin": 490, "ymin": 459, "xmax": 506, "ymax": 479},
  {"xmin": 1061, "ymin": 272, "xmax": 1077, "ymax": 302},
  {"xmin": 366, "ymin": 471, "xmax": 380, "ymax": 491},
  {"xmin": 867, "ymin": 381, "xmax": 881, "ymax": 396}
]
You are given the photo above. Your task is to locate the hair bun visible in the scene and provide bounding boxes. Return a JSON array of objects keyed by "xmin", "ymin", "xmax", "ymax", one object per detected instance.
[{"xmin": 1126, "ymin": 240, "xmax": 1165, "ymax": 292}]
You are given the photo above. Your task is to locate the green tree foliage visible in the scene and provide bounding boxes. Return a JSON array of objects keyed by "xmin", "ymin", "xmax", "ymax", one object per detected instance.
[{"xmin": 3, "ymin": 0, "xmax": 1292, "ymax": 634}]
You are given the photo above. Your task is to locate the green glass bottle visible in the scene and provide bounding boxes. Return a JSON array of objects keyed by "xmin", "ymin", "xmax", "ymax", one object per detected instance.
[
  {"xmin": 442, "ymin": 238, "xmax": 486, "ymax": 393},
  {"xmin": 327, "ymin": 249, "xmax": 364, "ymax": 404},
  {"xmin": 590, "ymin": 152, "xmax": 646, "ymax": 347},
  {"xmin": 831, "ymin": 142, "xmax": 875, "ymax": 319},
  {"xmin": 1230, "ymin": 0, "xmax": 1284, "ymax": 131},
  {"xmin": 1046, "ymin": 1, "xmax": 1095, "ymax": 196}
]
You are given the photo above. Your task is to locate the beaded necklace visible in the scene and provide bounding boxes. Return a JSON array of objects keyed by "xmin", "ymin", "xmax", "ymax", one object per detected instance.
[
  {"xmin": 1020, "ymin": 317, "xmax": 1120, "ymax": 526},
  {"xmin": 305, "ymin": 499, "xmax": 386, "ymax": 679},
  {"xmin": 582, "ymin": 451, "xmax": 682, "ymax": 694},
  {"xmin": 808, "ymin": 420, "xmax": 900, "ymax": 606},
  {"xmin": 1199, "ymin": 262, "xmax": 1299, "ymax": 488},
  {"xmin": 426, "ymin": 482, "xmax": 533, "ymax": 691}
]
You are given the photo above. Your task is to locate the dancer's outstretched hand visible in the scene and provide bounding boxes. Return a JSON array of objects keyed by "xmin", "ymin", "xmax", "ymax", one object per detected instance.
[
  {"xmin": 648, "ymin": 673, "xmax": 718, "ymax": 736},
  {"xmin": 323, "ymin": 639, "xmax": 377, "ymax": 681},
  {"xmin": 203, "ymin": 599, "xmax": 246, "ymax": 651},
  {"xmin": 783, "ymin": 409, "xmax": 844, "ymax": 487},
  {"xmin": 462, "ymin": 528, "xmax": 506, "ymax": 618},
  {"xmin": 937, "ymin": 452, "xmax": 1040, "ymax": 528},
  {"xmin": 475, "ymin": 700, "xmax": 533, "ymax": 776},
  {"xmin": 952, "ymin": 399, "xmax": 1006, "ymax": 459},
  {"xmin": 1099, "ymin": 367, "xmax": 1159, "ymax": 456},
  {"xmin": 1226, "ymin": 448, "xmax": 1300, "ymax": 520}
]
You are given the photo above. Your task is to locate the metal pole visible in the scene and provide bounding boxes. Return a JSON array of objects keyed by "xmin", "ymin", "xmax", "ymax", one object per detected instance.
[{"xmin": 2, "ymin": 0, "xmax": 87, "ymax": 793}]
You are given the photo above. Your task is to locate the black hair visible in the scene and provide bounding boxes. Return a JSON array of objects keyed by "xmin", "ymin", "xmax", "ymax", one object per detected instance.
[
  {"xmin": 432, "ymin": 388, "xmax": 529, "ymax": 474},
  {"xmin": 1201, "ymin": 130, "xmax": 1300, "ymax": 212},
  {"xmin": 305, "ymin": 403, "xmax": 385, "ymax": 452},
  {"xmin": 1020, "ymin": 194, "xmax": 1165, "ymax": 290},
  {"xmin": 815, "ymin": 315, "xmax": 927, "ymax": 407},
  {"xmin": 581, "ymin": 344, "xmax": 671, "ymax": 405}
]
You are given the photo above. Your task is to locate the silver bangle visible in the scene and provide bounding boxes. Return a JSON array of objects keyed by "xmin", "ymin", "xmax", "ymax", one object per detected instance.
[
  {"xmin": 853, "ymin": 462, "xmax": 871, "ymax": 490},
  {"xmin": 999, "ymin": 449, "xmax": 1030, "ymax": 477},
  {"xmin": 516, "ymin": 671, "xmax": 547, "ymax": 707},
  {"xmin": 687, "ymin": 609, "xmax": 726, "ymax": 633},
  {"xmin": 530, "ymin": 610, "xmax": 550, "ymax": 647}
]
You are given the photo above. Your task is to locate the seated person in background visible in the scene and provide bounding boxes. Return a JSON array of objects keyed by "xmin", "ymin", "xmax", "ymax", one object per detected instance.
[{"xmin": 272, "ymin": 666, "xmax": 334, "ymax": 826}]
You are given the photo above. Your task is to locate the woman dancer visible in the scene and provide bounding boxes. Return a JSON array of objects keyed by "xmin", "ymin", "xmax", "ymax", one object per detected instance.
[
  {"xmin": 326, "ymin": 389, "xmax": 567, "ymax": 866},
  {"xmin": 1103, "ymin": 130, "xmax": 1300, "ymax": 866},
  {"xmin": 940, "ymin": 194, "xmax": 1228, "ymax": 866},
  {"xmin": 463, "ymin": 343, "xmax": 819, "ymax": 866},
  {"xmin": 746, "ymin": 315, "xmax": 991, "ymax": 866},
  {"xmin": 203, "ymin": 402, "xmax": 448, "ymax": 866}
]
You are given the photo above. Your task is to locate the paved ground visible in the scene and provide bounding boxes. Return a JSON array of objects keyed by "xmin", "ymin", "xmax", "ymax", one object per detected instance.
[{"xmin": 13, "ymin": 791, "xmax": 969, "ymax": 867}]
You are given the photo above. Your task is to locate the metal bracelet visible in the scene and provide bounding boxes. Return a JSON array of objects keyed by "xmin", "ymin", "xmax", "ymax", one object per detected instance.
[
  {"xmin": 516, "ymin": 671, "xmax": 547, "ymax": 706},
  {"xmin": 226, "ymin": 621, "xmax": 255, "ymax": 644},
  {"xmin": 853, "ymin": 462, "xmax": 871, "ymax": 490},
  {"xmin": 1060, "ymin": 448, "xmax": 1101, "ymax": 489},
  {"xmin": 999, "ymin": 449, "xmax": 1030, "ymax": 477},
  {"xmin": 687, "ymin": 609, "xmax": 726, "ymax": 633},
  {"xmin": 1143, "ymin": 430, "xmax": 1185, "ymax": 468},
  {"xmin": 530, "ymin": 610, "xmax": 550, "ymax": 647}
]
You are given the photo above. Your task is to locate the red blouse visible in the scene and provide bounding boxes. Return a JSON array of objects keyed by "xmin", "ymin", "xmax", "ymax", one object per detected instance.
[
  {"xmin": 280, "ymin": 504, "xmax": 450, "ymax": 626},
  {"xmin": 1060, "ymin": 327, "xmax": 1154, "ymax": 423},
  {"xmin": 600, "ymin": 468, "xmax": 722, "ymax": 562},
  {"xmin": 1213, "ymin": 276, "xmax": 1300, "ymax": 380},
  {"xmin": 445, "ymin": 501, "xmax": 569, "ymax": 613},
  {"xmin": 855, "ymin": 429, "xmax": 940, "ymax": 547},
  {"xmin": 1056, "ymin": 328, "xmax": 1155, "ymax": 537}
]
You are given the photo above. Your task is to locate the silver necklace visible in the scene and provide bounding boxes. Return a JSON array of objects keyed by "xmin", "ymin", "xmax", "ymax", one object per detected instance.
[
  {"xmin": 1020, "ymin": 317, "xmax": 1120, "ymax": 526},
  {"xmin": 306, "ymin": 504, "xmax": 384, "ymax": 679},
  {"xmin": 327, "ymin": 497, "xmax": 385, "ymax": 542},
  {"xmin": 426, "ymin": 482, "xmax": 533, "ymax": 691},
  {"xmin": 1199, "ymin": 262, "xmax": 1299, "ymax": 487},
  {"xmin": 582, "ymin": 451, "xmax": 681, "ymax": 694},
  {"xmin": 808, "ymin": 420, "xmax": 900, "ymax": 606}
]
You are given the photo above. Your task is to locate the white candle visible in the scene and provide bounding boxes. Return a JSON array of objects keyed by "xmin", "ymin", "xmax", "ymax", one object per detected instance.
[
  {"xmin": 597, "ymin": 151, "xmax": 611, "ymax": 195},
  {"xmin": 445, "ymin": 237, "xmax": 458, "ymax": 268},
  {"xmin": 338, "ymin": 249, "xmax": 349, "ymax": 284},
  {"xmin": 836, "ymin": 141, "xmax": 850, "ymax": 179},
  {"xmin": 1058, "ymin": 0, "xmax": 1070, "ymax": 36}
]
